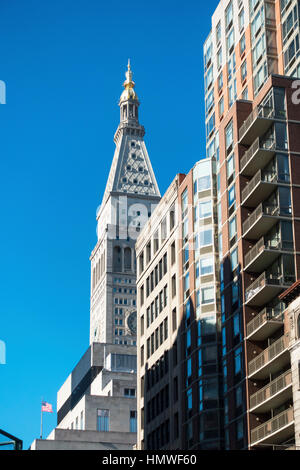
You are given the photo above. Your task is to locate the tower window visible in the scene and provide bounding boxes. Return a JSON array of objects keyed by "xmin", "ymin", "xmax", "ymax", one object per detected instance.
[
  {"xmin": 144, "ymin": 180, "xmax": 149, "ymax": 185},
  {"xmin": 122, "ymin": 177, "xmax": 127, "ymax": 183},
  {"xmin": 132, "ymin": 153, "xmax": 136, "ymax": 159},
  {"xmin": 131, "ymin": 142, "xmax": 136, "ymax": 148}
]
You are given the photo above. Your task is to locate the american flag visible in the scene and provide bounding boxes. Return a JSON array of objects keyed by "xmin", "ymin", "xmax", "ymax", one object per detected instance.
[{"xmin": 41, "ymin": 401, "xmax": 53, "ymax": 413}]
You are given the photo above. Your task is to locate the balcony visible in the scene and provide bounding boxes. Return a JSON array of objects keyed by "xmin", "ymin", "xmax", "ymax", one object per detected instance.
[
  {"xmin": 244, "ymin": 236, "xmax": 293, "ymax": 273},
  {"xmin": 248, "ymin": 336, "xmax": 290, "ymax": 380},
  {"xmin": 241, "ymin": 170, "xmax": 279, "ymax": 208},
  {"xmin": 239, "ymin": 105, "xmax": 277, "ymax": 146},
  {"xmin": 250, "ymin": 370, "xmax": 293, "ymax": 413},
  {"xmin": 246, "ymin": 307, "xmax": 284, "ymax": 341},
  {"xmin": 245, "ymin": 272, "xmax": 294, "ymax": 307},
  {"xmin": 240, "ymin": 137, "xmax": 276, "ymax": 177},
  {"xmin": 250, "ymin": 407, "xmax": 294, "ymax": 447},
  {"xmin": 242, "ymin": 203, "xmax": 291, "ymax": 240}
]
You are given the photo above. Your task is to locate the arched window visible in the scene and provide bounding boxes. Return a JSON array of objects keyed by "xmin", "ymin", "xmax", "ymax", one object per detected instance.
[
  {"xmin": 124, "ymin": 247, "xmax": 132, "ymax": 271},
  {"xmin": 113, "ymin": 246, "xmax": 122, "ymax": 272}
]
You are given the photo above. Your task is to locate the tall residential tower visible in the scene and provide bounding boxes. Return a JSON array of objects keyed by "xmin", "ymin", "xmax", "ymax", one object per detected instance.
[{"xmin": 203, "ymin": 0, "xmax": 300, "ymax": 450}]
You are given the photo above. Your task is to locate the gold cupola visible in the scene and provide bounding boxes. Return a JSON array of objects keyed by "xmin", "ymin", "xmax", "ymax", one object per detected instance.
[{"xmin": 119, "ymin": 60, "xmax": 139, "ymax": 104}]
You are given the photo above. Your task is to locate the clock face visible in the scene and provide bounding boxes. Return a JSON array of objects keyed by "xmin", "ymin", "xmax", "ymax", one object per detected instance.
[{"xmin": 127, "ymin": 311, "xmax": 137, "ymax": 335}]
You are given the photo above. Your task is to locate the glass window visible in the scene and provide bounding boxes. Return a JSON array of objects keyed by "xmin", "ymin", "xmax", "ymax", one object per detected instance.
[
  {"xmin": 195, "ymin": 160, "xmax": 212, "ymax": 192},
  {"xmin": 199, "ymin": 377, "xmax": 218, "ymax": 411},
  {"xmin": 277, "ymin": 154, "xmax": 290, "ymax": 182},
  {"xmin": 239, "ymin": 8, "xmax": 245, "ymax": 30},
  {"xmin": 236, "ymin": 419, "xmax": 244, "ymax": 441},
  {"xmin": 228, "ymin": 184, "xmax": 236, "ymax": 208},
  {"xmin": 219, "ymin": 96, "xmax": 224, "ymax": 116},
  {"xmin": 187, "ymin": 358, "xmax": 192, "ymax": 378},
  {"xmin": 231, "ymin": 248, "xmax": 238, "ymax": 271},
  {"xmin": 279, "ymin": 187, "xmax": 292, "ymax": 215},
  {"xmin": 198, "ymin": 316, "xmax": 216, "ymax": 340},
  {"xmin": 97, "ymin": 409, "xmax": 109, "ymax": 432},
  {"xmin": 199, "ymin": 200, "xmax": 212, "ymax": 219},
  {"xmin": 184, "ymin": 272, "xmax": 190, "ymax": 292},
  {"xmin": 227, "ymin": 28, "xmax": 235, "ymax": 52},
  {"xmin": 216, "ymin": 21, "xmax": 221, "ymax": 44},
  {"xmin": 233, "ymin": 313, "xmax": 241, "ymax": 338},
  {"xmin": 240, "ymin": 34, "xmax": 246, "ymax": 55},
  {"xmin": 187, "ymin": 387, "xmax": 193, "ymax": 413},
  {"xmin": 275, "ymin": 122, "xmax": 288, "ymax": 150},
  {"xmin": 241, "ymin": 60, "xmax": 247, "ymax": 81},
  {"xmin": 200, "ymin": 256, "xmax": 214, "ymax": 276},
  {"xmin": 227, "ymin": 154, "xmax": 235, "ymax": 179},
  {"xmin": 234, "ymin": 346, "xmax": 243, "ymax": 375},
  {"xmin": 130, "ymin": 411, "xmax": 137, "ymax": 433},
  {"xmin": 182, "ymin": 188, "xmax": 188, "ymax": 214},
  {"xmin": 235, "ymin": 385, "xmax": 243, "ymax": 409},
  {"xmin": 232, "ymin": 282, "xmax": 239, "ymax": 306},
  {"xmin": 201, "ymin": 286, "xmax": 215, "ymax": 305},
  {"xmin": 199, "ymin": 228, "xmax": 213, "ymax": 247},
  {"xmin": 225, "ymin": 1, "xmax": 233, "ymax": 29},
  {"xmin": 225, "ymin": 121, "xmax": 233, "ymax": 151},
  {"xmin": 229, "ymin": 216, "xmax": 237, "ymax": 239}
]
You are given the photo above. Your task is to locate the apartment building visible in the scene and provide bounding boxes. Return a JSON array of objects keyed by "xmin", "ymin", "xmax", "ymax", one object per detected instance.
[
  {"xmin": 136, "ymin": 159, "xmax": 224, "ymax": 450},
  {"xmin": 202, "ymin": 0, "xmax": 300, "ymax": 451},
  {"xmin": 136, "ymin": 174, "xmax": 185, "ymax": 450}
]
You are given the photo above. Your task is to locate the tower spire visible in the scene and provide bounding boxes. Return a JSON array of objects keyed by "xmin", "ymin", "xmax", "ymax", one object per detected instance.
[{"xmin": 120, "ymin": 60, "xmax": 138, "ymax": 105}]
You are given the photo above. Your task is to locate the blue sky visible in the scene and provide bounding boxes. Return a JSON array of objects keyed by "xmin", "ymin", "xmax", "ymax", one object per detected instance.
[{"xmin": 0, "ymin": 0, "xmax": 217, "ymax": 449}]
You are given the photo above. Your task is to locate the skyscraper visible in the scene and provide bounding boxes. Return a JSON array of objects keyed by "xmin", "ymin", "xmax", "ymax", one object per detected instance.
[
  {"xmin": 203, "ymin": 0, "xmax": 300, "ymax": 450},
  {"xmin": 30, "ymin": 63, "xmax": 160, "ymax": 450}
]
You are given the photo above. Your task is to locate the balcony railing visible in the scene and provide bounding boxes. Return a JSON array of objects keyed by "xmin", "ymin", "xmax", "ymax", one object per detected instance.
[
  {"xmin": 239, "ymin": 105, "xmax": 277, "ymax": 144},
  {"xmin": 243, "ymin": 202, "xmax": 292, "ymax": 238},
  {"xmin": 245, "ymin": 271, "xmax": 294, "ymax": 305},
  {"xmin": 248, "ymin": 335, "xmax": 289, "ymax": 378},
  {"xmin": 251, "ymin": 407, "xmax": 294, "ymax": 446},
  {"xmin": 244, "ymin": 236, "xmax": 293, "ymax": 270},
  {"xmin": 240, "ymin": 137, "xmax": 275, "ymax": 175},
  {"xmin": 243, "ymin": 203, "xmax": 279, "ymax": 237},
  {"xmin": 246, "ymin": 306, "xmax": 284, "ymax": 338},
  {"xmin": 250, "ymin": 370, "xmax": 292, "ymax": 411},
  {"xmin": 241, "ymin": 169, "xmax": 278, "ymax": 205}
]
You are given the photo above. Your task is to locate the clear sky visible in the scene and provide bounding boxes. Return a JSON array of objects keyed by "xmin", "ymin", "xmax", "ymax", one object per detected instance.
[{"xmin": 0, "ymin": 0, "xmax": 218, "ymax": 449}]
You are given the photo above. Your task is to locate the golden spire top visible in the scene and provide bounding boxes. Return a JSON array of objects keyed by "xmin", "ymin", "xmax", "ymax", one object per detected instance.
[{"xmin": 120, "ymin": 59, "xmax": 138, "ymax": 103}]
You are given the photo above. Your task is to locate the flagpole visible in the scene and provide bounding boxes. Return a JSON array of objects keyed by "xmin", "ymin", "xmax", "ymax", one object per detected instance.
[{"xmin": 40, "ymin": 398, "xmax": 43, "ymax": 439}]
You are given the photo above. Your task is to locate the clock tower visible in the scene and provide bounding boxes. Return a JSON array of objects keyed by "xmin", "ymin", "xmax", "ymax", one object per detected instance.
[{"xmin": 89, "ymin": 61, "xmax": 161, "ymax": 346}]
